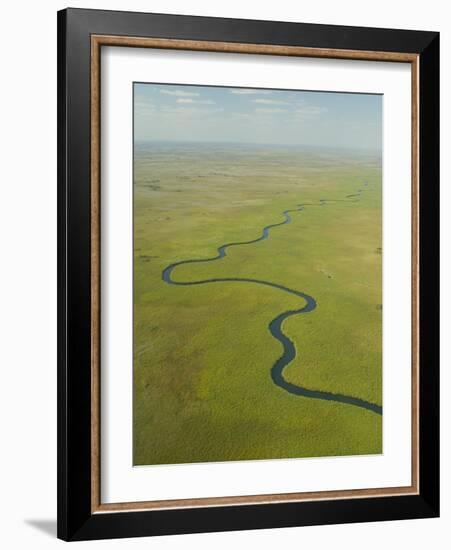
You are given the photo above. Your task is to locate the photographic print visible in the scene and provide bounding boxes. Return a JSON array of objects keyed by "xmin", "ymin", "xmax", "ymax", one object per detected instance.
[
  {"xmin": 133, "ymin": 82, "xmax": 383, "ymax": 466},
  {"xmin": 58, "ymin": 11, "xmax": 439, "ymax": 539}
]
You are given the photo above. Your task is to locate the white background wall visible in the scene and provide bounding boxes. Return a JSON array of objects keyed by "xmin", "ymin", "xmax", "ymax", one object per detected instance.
[{"xmin": 0, "ymin": 0, "xmax": 448, "ymax": 547}]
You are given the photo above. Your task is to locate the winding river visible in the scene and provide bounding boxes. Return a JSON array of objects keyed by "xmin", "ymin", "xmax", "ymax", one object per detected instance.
[{"xmin": 162, "ymin": 182, "xmax": 382, "ymax": 416}]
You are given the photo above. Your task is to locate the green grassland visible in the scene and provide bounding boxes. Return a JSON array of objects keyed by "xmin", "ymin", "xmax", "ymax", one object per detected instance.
[{"xmin": 133, "ymin": 142, "xmax": 382, "ymax": 465}]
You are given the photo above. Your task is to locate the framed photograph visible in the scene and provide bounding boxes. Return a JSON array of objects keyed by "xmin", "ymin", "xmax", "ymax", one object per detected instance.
[{"xmin": 57, "ymin": 8, "xmax": 439, "ymax": 541}]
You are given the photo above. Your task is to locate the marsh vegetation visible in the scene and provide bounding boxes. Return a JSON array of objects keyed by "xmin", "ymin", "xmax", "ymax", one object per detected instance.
[{"xmin": 133, "ymin": 142, "xmax": 382, "ymax": 465}]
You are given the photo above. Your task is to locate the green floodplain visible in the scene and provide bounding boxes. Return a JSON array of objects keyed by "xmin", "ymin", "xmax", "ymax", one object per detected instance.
[{"xmin": 133, "ymin": 142, "xmax": 382, "ymax": 466}]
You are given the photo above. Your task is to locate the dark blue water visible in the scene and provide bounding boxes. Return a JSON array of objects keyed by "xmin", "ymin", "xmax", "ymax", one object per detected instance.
[{"xmin": 161, "ymin": 182, "xmax": 382, "ymax": 415}]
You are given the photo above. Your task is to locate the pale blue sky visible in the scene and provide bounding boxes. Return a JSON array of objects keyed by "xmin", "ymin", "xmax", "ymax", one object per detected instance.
[{"xmin": 134, "ymin": 83, "xmax": 382, "ymax": 151}]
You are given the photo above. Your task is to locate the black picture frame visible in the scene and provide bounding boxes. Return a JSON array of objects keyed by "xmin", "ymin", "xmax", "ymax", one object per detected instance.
[{"xmin": 57, "ymin": 7, "xmax": 439, "ymax": 541}]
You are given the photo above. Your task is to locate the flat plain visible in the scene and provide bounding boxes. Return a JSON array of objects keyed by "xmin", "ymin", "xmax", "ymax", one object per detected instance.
[{"xmin": 133, "ymin": 142, "xmax": 382, "ymax": 466}]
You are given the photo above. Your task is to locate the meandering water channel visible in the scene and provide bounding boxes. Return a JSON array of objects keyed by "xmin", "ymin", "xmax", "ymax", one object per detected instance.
[{"xmin": 162, "ymin": 182, "xmax": 382, "ymax": 415}]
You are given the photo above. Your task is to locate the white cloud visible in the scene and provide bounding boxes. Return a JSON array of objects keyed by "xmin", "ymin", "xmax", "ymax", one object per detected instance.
[
  {"xmin": 134, "ymin": 100, "xmax": 155, "ymax": 116},
  {"xmin": 161, "ymin": 106, "xmax": 224, "ymax": 116},
  {"xmin": 159, "ymin": 89, "xmax": 199, "ymax": 97},
  {"xmin": 254, "ymin": 108, "xmax": 288, "ymax": 114},
  {"xmin": 176, "ymin": 98, "xmax": 215, "ymax": 105},
  {"xmin": 230, "ymin": 112, "xmax": 252, "ymax": 119},
  {"xmin": 295, "ymin": 106, "xmax": 328, "ymax": 118},
  {"xmin": 253, "ymin": 98, "xmax": 288, "ymax": 105},
  {"xmin": 229, "ymin": 89, "xmax": 272, "ymax": 95}
]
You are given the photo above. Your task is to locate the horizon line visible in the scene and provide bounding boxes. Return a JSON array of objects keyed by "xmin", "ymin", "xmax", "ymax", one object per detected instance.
[{"xmin": 134, "ymin": 139, "xmax": 382, "ymax": 154}]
